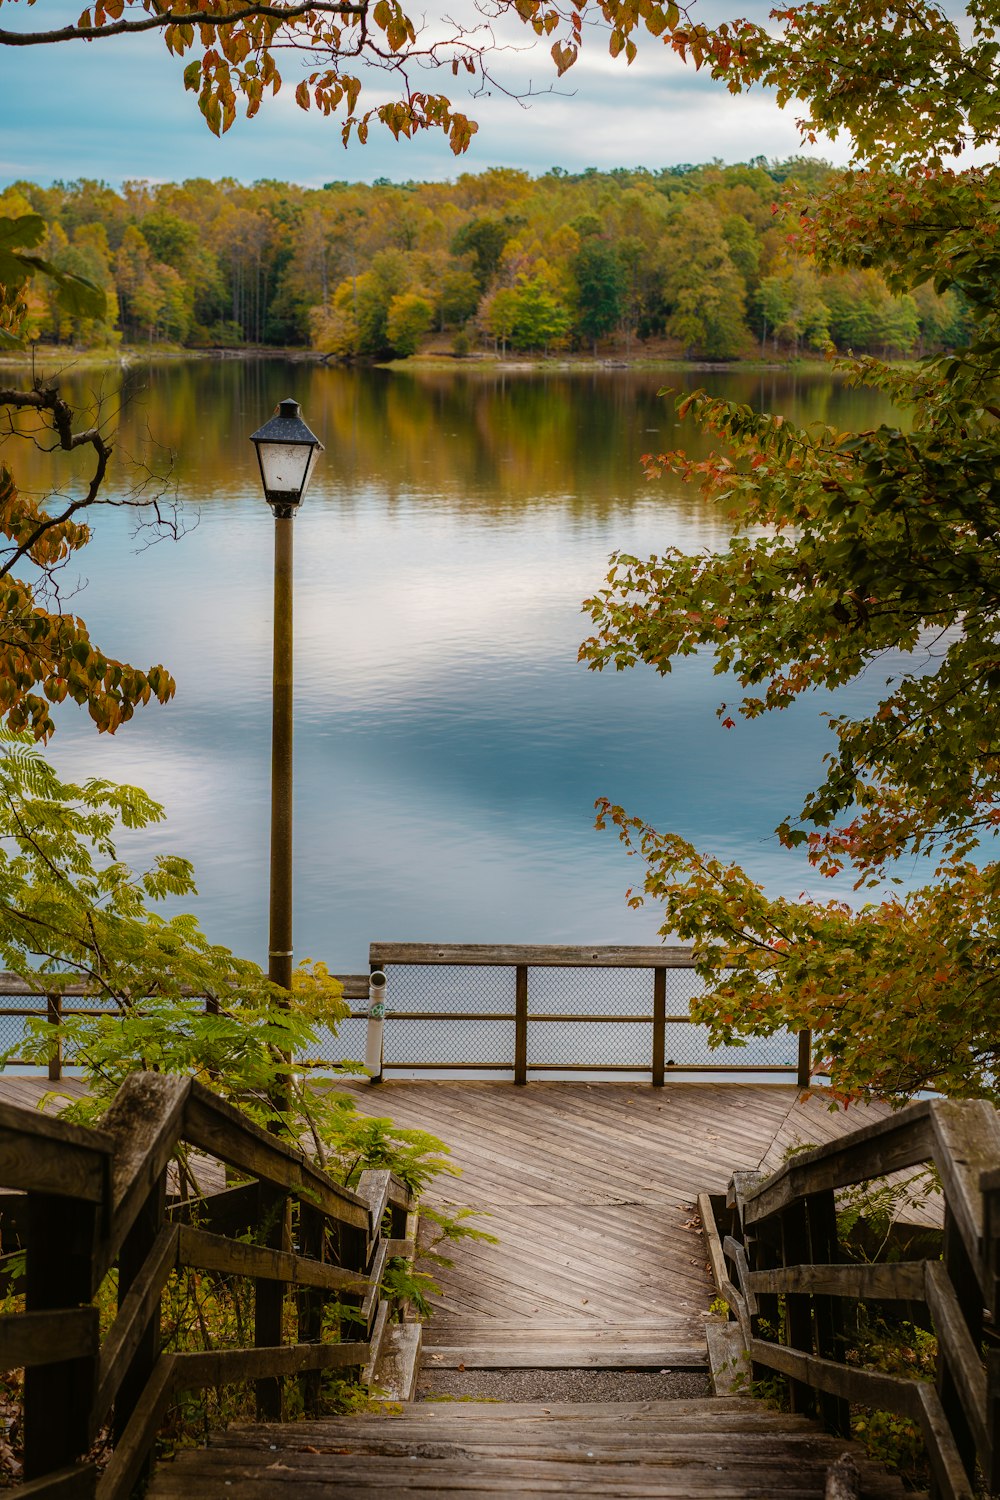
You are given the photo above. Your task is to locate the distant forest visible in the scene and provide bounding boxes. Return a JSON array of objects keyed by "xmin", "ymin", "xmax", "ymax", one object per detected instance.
[{"xmin": 1, "ymin": 160, "xmax": 969, "ymax": 361}]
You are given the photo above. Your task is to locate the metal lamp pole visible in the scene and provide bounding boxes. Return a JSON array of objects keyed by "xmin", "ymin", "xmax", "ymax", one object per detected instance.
[
  {"xmin": 249, "ymin": 397, "xmax": 324, "ymax": 1032},
  {"xmin": 269, "ymin": 496, "xmax": 295, "ymax": 1000},
  {"xmin": 249, "ymin": 397, "xmax": 324, "ymax": 1425}
]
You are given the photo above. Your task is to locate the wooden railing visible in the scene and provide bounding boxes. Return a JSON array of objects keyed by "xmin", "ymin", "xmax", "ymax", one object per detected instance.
[
  {"xmin": 356, "ymin": 944, "xmax": 813, "ymax": 1086},
  {"xmin": 0, "ymin": 950, "xmax": 812, "ymax": 1086},
  {"xmin": 701, "ymin": 1098, "xmax": 1000, "ymax": 1500},
  {"xmin": 0, "ymin": 1073, "xmax": 415, "ymax": 1499}
]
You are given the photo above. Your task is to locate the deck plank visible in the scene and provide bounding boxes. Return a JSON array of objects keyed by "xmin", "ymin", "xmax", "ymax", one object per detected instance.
[
  {"xmin": 333, "ymin": 1080, "xmax": 911, "ymax": 1339},
  {"xmin": 147, "ymin": 1399, "xmax": 912, "ymax": 1497}
]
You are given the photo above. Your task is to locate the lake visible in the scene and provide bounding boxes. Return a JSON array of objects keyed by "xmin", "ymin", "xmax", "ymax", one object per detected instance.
[{"xmin": 13, "ymin": 357, "xmax": 901, "ymax": 985}]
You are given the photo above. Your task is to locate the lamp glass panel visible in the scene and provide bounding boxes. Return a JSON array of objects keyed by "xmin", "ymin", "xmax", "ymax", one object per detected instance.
[
  {"xmin": 299, "ymin": 443, "xmax": 321, "ymax": 499},
  {"xmin": 256, "ymin": 440, "xmax": 312, "ymax": 497}
]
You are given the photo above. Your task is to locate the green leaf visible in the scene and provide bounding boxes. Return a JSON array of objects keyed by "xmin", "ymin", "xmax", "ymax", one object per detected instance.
[{"xmin": 0, "ymin": 215, "xmax": 46, "ymax": 252}]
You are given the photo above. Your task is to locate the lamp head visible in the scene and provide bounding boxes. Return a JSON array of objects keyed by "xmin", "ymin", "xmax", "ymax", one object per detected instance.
[{"xmin": 250, "ymin": 398, "xmax": 324, "ymax": 517}]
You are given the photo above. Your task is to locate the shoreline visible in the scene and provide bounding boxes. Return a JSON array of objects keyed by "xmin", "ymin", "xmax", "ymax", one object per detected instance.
[{"xmin": 0, "ymin": 344, "xmax": 837, "ymax": 377}]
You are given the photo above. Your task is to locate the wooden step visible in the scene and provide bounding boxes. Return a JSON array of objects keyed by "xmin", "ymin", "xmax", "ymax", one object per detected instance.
[
  {"xmin": 421, "ymin": 1342, "xmax": 707, "ymax": 1369},
  {"xmin": 421, "ymin": 1321, "xmax": 708, "ymax": 1369},
  {"xmin": 146, "ymin": 1397, "xmax": 913, "ymax": 1499}
]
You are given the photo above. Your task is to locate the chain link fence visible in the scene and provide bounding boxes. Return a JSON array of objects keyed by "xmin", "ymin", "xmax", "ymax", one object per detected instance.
[
  {"xmin": 0, "ymin": 950, "xmax": 807, "ymax": 1084},
  {"xmin": 313, "ymin": 947, "xmax": 807, "ymax": 1083}
]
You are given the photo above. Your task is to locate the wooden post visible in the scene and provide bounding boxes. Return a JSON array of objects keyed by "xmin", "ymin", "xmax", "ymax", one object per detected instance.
[
  {"xmin": 46, "ymin": 992, "xmax": 62, "ymax": 1083},
  {"xmin": 796, "ymin": 1028, "xmax": 811, "ymax": 1088},
  {"xmin": 297, "ymin": 1203, "xmax": 325, "ymax": 1416},
  {"xmin": 335, "ymin": 1216, "xmax": 368, "ymax": 1386},
  {"xmin": 255, "ymin": 1184, "xmax": 290, "ymax": 1421},
  {"xmin": 779, "ymin": 1201, "xmax": 815, "ymax": 1415},
  {"xmin": 652, "ymin": 967, "xmax": 666, "ymax": 1088},
  {"xmin": 806, "ymin": 1189, "xmax": 850, "ymax": 1436},
  {"xmin": 514, "ymin": 964, "xmax": 528, "ymax": 1086},
  {"xmin": 24, "ymin": 1192, "xmax": 99, "ymax": 1479},
  {"xmin": 204, "ymin": 993, "xmax": 220, "ymax": 1080},
  {"xmin": 114, "ymin": 1171, "xmax": 166, "ymax": 1472},
  {"xmin": 935, "ymin": 1207, "xmax": 981, "ymax": 1488},
  {"xmin": 986, "ymin": 1348, "xmax": 1000, "ymax": 1498},
  {"xmin": 985, "ymin": 1179, "xmax": 1000, "ymax": 1495},
  {"xmin": 745, "ymin": 1218, "xmax": 779, "ymax": 1388}
]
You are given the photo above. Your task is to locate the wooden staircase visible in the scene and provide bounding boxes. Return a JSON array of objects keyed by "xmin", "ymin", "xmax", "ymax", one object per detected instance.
[
  {"xmin": 2, "ymin": 1077, "xmax": 991, "ymax": 1500},
  {"xmin": 146, "ymin": 1396, "xmax": 912, "ymax": 1498}
]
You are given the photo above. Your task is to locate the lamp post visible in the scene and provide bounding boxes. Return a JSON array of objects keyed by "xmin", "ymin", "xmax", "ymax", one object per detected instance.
[{"xmin": 249, "ymin": 398, "xmax": 324, "ymax": 1011}]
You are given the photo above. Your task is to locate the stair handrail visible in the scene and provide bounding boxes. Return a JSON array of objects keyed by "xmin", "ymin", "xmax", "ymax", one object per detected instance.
[
  {"xmin": 704, "ymin": 1096, "xmax": 1000, "ymax": 1500},
  {"xmin": 0, "ymin": 1072, "xmax": 415, "ymax": 1500}
]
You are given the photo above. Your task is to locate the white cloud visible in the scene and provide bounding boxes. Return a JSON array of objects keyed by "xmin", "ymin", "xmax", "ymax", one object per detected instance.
[{"xmin": 0, "ymin": 2, "xmax": 849, "ymax": 186}]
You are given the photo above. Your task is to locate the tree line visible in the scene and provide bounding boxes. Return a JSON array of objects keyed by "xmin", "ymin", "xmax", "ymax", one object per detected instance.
[{"xmin": 0, "ymin": 160, "xmax": 969, "ymax": 361}]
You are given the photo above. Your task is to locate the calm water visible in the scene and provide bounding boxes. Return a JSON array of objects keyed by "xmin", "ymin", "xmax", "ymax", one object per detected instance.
[{"xmin": 14, "ymin": 358, "xmax": 902, "ymax": 975}]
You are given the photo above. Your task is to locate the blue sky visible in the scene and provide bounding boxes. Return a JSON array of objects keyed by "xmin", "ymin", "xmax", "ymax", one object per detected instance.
[{"xmin": 0, "ymin": 2, "xmax": 852, "ymax": 187}]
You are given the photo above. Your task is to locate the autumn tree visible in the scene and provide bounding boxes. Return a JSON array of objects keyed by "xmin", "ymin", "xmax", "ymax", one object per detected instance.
[
  {"xmin": 573, "ymin": 239, "xmax": 625, "ymax": 354},
  {"xmin": 0, "ymin": 215, "xmax": 175, "ymax": 738},
  {"xmin": 386, "ymin": 289, "xmax": 434, "ymax": 355},
  {"xmin": 756, "ymin": 258, "xmax": 830, "ymax": 355},
  {"xmin": 662, "ymin": 201, "xmax": 749, "ymax": 359},
  {"xmin": 581, "ymin": 4, "xmax": 1000, "ymax": 1103},
  {"xmin": 451, "ymin": 218, "xmax": 517, "ymax": 288}
]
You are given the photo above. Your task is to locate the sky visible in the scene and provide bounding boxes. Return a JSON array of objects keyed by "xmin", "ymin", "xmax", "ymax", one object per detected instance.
[{"xmin": 0, "ymin": 1, "xmax": 853, "ymax": 187}]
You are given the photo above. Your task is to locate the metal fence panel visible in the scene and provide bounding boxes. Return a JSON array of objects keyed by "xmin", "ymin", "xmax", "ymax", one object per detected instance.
[
  {"xmin": 386, "ymin": 1017, "xmax": 516, "ymax": 1068},
  {"xmin": 528, "ymin": 1018, "xmax": 652, "ymax": 1069},
  {"xmin": 527, "ymin": 966, "xmax": 653, "ymax": 1018}
]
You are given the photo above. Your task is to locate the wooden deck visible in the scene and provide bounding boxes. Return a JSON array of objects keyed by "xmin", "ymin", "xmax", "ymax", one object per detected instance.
[
  {"xmin": 1, "ymin": 1075, "xmax": 922, "ymax": 1358},
  {"xmin": 338, "ymin": 1079, "xmax": 916, "ymax": 1361}
]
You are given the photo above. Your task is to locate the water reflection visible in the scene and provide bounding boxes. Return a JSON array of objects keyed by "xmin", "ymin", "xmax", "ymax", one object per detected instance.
[{"xmin": 11, "ymin": 358, "xmax": 901, "ymax": 971}]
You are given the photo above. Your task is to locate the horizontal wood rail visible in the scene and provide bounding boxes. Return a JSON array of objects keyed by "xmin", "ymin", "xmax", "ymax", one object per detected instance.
[
  {"xmin": 0, "ymin": 1073, "xmax": 415, "ymax": 1500},
  {"xmin": 701, "ymin": 1097, "xmax": 1000, "ymax": 1500}
]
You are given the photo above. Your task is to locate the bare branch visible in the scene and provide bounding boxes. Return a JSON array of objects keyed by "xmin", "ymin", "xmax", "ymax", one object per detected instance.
[
  {"xmin": 0, "ymin": 383, "xmax": 111, "ymax": 574},
  {"xmin": 0, "ymin": 0, "xmax": 365, "ymax": 46}
]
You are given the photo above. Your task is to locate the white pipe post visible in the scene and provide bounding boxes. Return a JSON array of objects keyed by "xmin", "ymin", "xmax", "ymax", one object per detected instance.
[{"xmin": 365, "ymin": 970, "xmax": 387, "ymax": 1082}]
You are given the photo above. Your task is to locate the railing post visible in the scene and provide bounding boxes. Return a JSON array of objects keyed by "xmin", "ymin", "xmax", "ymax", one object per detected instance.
[
  {"xmin": 652, "ymin": 967, "xmax": 666, "ymax": 1087},
  {"xmin": 24, "ymin": 1191, "xmax": 99, "ymax": 1478},
  {"xmin": 114, "ymin": 1170, "xmax": 167, "ymax": 1475},
  {"xmin": 985, "ymin": 1175, "xmax": 1000, "ymax": 1495},
  {"xmin": 514, "ymin": 964, "xmax": 528, "ymax": 1085},
  {"xmin": 806, "ymin": 1189, "xmax": 850, "ymax": 1437},
  {"xmin": 366, "ymin": 967, "xmax": 386, "ymax": 1085},
  {"xmin": 335, "ymin": 1214, "xmax": 368, "ymax": 1385},
  {"xmin": 936, "ymin": 1206, "xmax": 982, "ymax": 1488},
  {"xmin": 297, "ymin": 1202, "xmax": 325, "ymax": 1416},
  {"xmin": 204, "ymin": 993, "xmax": 220, "ymax": 1080},
  {"xmin": 779, "ymin": 1201, "xmax": 815, "ymax": 1415},
  {"xmin": 796, "ymin": 1028, "xmax": 811, "ymax": 1088},
  {"xmin": 735, "ymin": 1182, "xmax": 779, "ymax": 1387},
  {"xmin": 46, "ymin": 992, "xmax": 62, "ymax": 1083},
  {"xmin": 987, "ymin": 1349, "xmax": 1000, "ymax": 1497},
  {"xmin": 255, "ymin": 1184, "xmax": 290, "ymax": 1421}
]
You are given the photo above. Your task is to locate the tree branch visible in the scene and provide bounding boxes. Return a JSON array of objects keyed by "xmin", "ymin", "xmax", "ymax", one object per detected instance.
[
  {"xmin": 0, "ymin": 383, "xmax": 111, "ymax": 574},
  {"xmin": 0, "ymin": 0, "xmax": 365, "ymax": 46}
]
